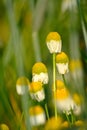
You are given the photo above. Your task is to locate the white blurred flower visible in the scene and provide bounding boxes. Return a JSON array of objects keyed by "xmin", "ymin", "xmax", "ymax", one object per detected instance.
[
  {"xmin": 29, "ymin": 105, "xmax": 46, "ymax": 126},
  {"xmin": 69, "ymin": 59, "xmax": 84, "ymax": 88},
  {"xmin": 54, "ymin": 81, "xmax": 75, "ymax": 115},
  {"xmin": 73, "ymin": 93, "xmax": 82, "ymax": 115},
  {"xmin": 55, "ymin": 89, "xmax": 75, "ymax": 114},
  {"xmin": 46, "ymin": 32, "xmax": 62, "ymax": 53},
  {"xmin": 16, "ymin": 77, "xmax": 30, "ymax": 95},
  {"xmin": 61, "ymin": 0, "xmax": 77, "ymax": 12}
]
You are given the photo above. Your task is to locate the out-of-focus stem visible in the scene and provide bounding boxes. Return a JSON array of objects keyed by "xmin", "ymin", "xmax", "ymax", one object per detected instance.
[
  {"xmin": 45, "ymin": 103, "xmax": 49, "ymax": 120},
  {"xmin": 32, "ymin": 32, "xmax": 41, "ymax": 61}
]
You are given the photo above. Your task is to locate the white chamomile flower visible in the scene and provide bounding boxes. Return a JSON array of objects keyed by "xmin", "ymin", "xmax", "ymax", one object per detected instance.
[
  {"xmin": 16, "ymin": 76, "xmax": 30, "ymax": 95},
  {"xmin": 56, "ymin": 52, "xmax": 69, "ymax": 74},
  {"xmin": 32, "ymin": 62, "xmax": 49, "ymax": 84},
  {"xmin": 29, "ymin": 81, "xmax": 45, "ymax": 102},
  {"xmin": 46, "ymin": 32, "xmax": 62, "ymax": 53},
  {"xmin": 73, "ymin": 93, "xmax": 82, "ymax": 115},
  {"xmin": 29, "ymin": 105, "xmax": 46, "ymax": 126},
  {"xmin": 61, "ymin": 0, "xmax": 77, "ymax": 12},
  {"xmin": 54, "ymin": 80, "xmax": 75, "ymax": 114}
]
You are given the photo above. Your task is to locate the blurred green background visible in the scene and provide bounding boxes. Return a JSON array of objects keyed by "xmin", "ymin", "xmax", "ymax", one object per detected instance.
[{"xmin": 0, "ymin": 0, "xmax": 87, "ymax": 129}]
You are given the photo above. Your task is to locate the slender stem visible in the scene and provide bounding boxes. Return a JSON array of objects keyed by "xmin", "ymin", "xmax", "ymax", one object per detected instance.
[
  {"xmin": 45, "ymin": 103, "xmax": 49, "ymax": 120},
  {"xmin": 62, "ymin": 74, "xmax": 67, "ymax": 86},
  {"xmin": 21, "ymin": 92, "xmax": 32, "ymax": 130},
  {"xmin": 53, "ymin": 53, "xmax": 57, "ymax": 119},
  {"xmin": 71, "ymin": 113, "xmax": 74, "ymax": 125},
  {"xmin": 71, "ymin": 109, "xmax": 75, "ymax": 125},
  {"xmin": 65, "ymin": 112, "xmax": 71, "ymax": 128},
  {"xmin": 18, "ymin": 112, "xmax": 24, "ymax": 130}
]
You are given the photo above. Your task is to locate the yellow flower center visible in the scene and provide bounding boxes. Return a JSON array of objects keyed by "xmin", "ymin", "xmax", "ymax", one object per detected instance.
[
  {"xmin": 46, "ymin": 32, "xmax": 61, "ymax": 42},
  {"xmin": 73, "ymin": 93, "xmax": 81, "ymax": 105},
  {"xmin": 32, "ymin": 62, "xmax": 47, "ymax": 74},
  {"xmin": 55, "ymin": 88, "xmax": 69, "ymax": 100},
  {"xmin": 16, "ymin": 77, "xmax": 30, "ymax": 86},
  {"xmin": 29, "ymin": 105, "xmax": 44, "ymax": 115},
  {"xmin": 56, "ymin": 52, "xmax": 69, "ymax": 63},
  {"xmin": 30, "ymin": 82, "xmax": 43, "ymax": 92},
  {"xmin": 56, "ymin": 80, "xmax": 65, "ymax": 89},
  {"xmin": 69, "ymin": 59, "xmax": 82, "ymax": 71},
  {"xmin": 45, "ymin": 116, "xmax": 62, "ymax": 130}
]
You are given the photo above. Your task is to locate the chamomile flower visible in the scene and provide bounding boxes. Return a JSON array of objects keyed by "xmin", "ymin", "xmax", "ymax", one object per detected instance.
[
  {"xmin": 69, "ymin": 59, "xmax": 84, "ymax": 87},
  {"xmin": 56, "ymin": 80, "xmax": 65, "ymax": 89},
  {"xmin": 54, "ymin": 81, "xmax": 75, "ymax": 114},
  {"xmin": 29, "ymin": 105, "xmax": 46, "ymax": 126},
  {"xmin": 61, "ymin": 0, "xmax": 77, "ymax": 12},
  {"xmin": 45, "ymin": 116, "xmax": 62, "ymax": 130},
  {"xmin": 29, "ymin": 81, "xmax": 45, "ymax": 102},
  {"xmin": 56, "ymin": 52, "xmax": 69, "ymax": 74},
  {"xmin": 16, "ymin": 76, "xmax": 30, "ymax": 95},
  {"xmin": 32, "ymin": 62, "xmax": 48, "ymax": 84},
  {"xmin": 0, "ymin": 124, "xmax": 9, "ymax": 130},
  {"xmin": 46, "ymin": 32, "xmax": 62, "ymax": 53},
  {"xmin": 73, "ymin": 93, "xmax": 82, "ymax": 115}
]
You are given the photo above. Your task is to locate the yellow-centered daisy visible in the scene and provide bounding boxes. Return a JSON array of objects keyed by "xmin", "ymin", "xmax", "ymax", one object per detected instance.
[
  {"xmin": 29, "ymin": 105, "xmax": 46, "ymax": 126},
  {"xmin": 32, "ymin": 62, "xmax": 48, "ymax": 84},
  {"xmin": 56, "ymin": 52, "xmax": 69, "ymax": 74},
  {"xmin": 29, "ymin": 82, "xmax": 45, "ymax": 102},
  {"xmin": 16, "ymin": 76, "xmax": 30, "ymax": 95},
  {"xmin": 46, "ymin": 32, "xmax": 62, "ymax": 53}
]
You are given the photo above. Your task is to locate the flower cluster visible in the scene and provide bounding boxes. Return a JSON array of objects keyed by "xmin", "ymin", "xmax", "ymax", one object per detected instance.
[{"xmin": 16, "ymin": 32, "xmax": 84, "ymax": 129}]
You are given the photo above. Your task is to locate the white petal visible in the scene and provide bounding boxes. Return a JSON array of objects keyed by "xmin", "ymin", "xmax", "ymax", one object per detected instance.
[
  {"xmin": 47, "ymin": 40, "xmax": 62, "ymax": 53},
  {"xmin": 56, "ymin": 63, "xmax": 69, "ymax": 74},
  {"xmin": 32, "ymin": 73, "xmax": 49, "ymax": 84},
  {"xmin": 30, "ymin": 89, "xmax": 45, "ymax": 102},
  {"xmin": 30, "ymin": 113, "xmax": 46, "ymax": 126},
  {"xmin": 16, "ymin": 85, "xmax": 28, "ymax": 95}
]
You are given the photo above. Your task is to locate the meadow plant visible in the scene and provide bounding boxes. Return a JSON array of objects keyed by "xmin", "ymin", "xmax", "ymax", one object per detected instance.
[{"xmin": 16, "ymin": 32, "xmax": 85, "ymax": 130}]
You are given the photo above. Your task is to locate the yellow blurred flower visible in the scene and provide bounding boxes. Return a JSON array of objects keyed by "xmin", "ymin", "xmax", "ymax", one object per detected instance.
[
  {"xmin": 0, "ymin": 124, "xmax": 9, "ymax": 130},
  {"xmin": 45, "ymin": 116, "xmax": 63, "ymax": 130}
]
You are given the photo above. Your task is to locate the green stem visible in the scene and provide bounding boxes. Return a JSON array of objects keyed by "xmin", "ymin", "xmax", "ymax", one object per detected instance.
[
  {"xmin": 18, "ymin": 112, "xmax": 24, "ymax": 130},
  {"xmin": 53, "ymin": 53, "xmax": 57, "ymax": 119},
  {"xmin": 62, "ymin": 74, "xmax": 66, "ymax": 85},
  {"xmin": 71, "ymin": 109, "xmax": 75, "ymax": 125},
  {"xmin": 45, "ymin": 103, "xmax": 49, "ymax": 120},
  {"xmin": 21, "ymin": 93, "xmax": 32, "ymax": 130},
  {"xmin": 65, "ymin": 112, "xmax": 71, "ymax": 128}
]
